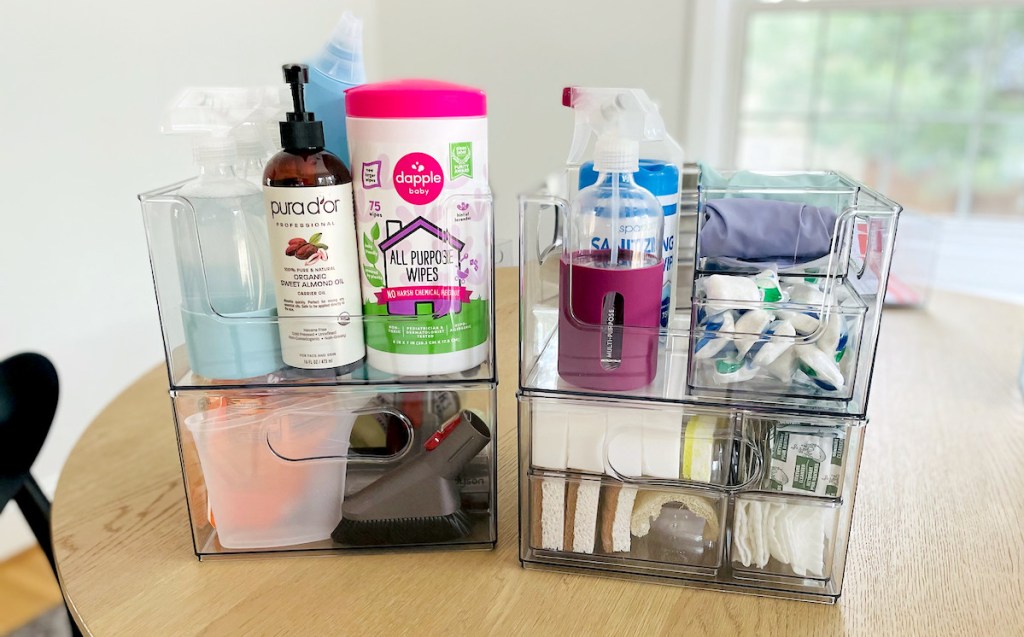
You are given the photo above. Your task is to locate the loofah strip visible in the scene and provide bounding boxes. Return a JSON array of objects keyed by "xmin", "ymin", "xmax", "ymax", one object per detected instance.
[{"xmin": 630, "ymin": 490, "xmax": 720, "ymax": 539}]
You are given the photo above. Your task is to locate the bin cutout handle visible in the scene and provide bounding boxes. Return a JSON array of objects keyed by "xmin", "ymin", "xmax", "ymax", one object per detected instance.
[
  {"xmin": 519, "ymin": 194, "xmax": 566, "ymax": 266},
  {"xmin": 265, "ymin": 402, "xmax": 416, "ymax": 465}
]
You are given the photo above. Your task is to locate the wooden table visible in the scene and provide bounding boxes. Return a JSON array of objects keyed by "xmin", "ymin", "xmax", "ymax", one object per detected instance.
[{"xmin": 53, "ymin": 269, "xmax": 1024, "ymax": 635}]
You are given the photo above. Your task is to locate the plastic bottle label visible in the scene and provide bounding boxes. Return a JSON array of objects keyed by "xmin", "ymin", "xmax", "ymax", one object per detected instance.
[
  {"xmin": 264, "ymin": 184, "xmax": 365, "ymax": 369},
  {"xmin": 585, "ymin": 194, "xmax": 677, "ymax": 327}
]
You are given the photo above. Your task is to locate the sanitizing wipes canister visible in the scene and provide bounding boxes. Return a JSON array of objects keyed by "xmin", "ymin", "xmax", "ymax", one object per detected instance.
[{"xmin": 346, "ymin": 80, "xmax": 490, "ymax": 376}]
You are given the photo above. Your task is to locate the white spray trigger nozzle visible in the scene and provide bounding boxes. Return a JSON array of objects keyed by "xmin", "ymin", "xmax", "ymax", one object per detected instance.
[
  {"xmin": 594, "ymin": 137, "xmax": 639, "ymax": 173},
  {"xmin": 563, "ymin": 87, "xmax": 673, "ymax": 165}
]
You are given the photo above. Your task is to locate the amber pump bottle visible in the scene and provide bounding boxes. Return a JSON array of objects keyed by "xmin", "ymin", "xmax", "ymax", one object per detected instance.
[{"xmin": 263, "ymin": 63, "xmax": 365, "ymax": 373}]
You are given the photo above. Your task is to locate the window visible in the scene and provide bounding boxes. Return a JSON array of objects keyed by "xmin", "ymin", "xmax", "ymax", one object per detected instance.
[{"xmin": 734, "ymin": 1, "xmax": 1024, "ymax": 217}]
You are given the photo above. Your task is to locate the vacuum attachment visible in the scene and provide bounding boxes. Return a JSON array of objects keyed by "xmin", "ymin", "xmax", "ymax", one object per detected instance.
[{"xmin": 332, "ymin": 410, "xmax": 491, "ymax": 546}]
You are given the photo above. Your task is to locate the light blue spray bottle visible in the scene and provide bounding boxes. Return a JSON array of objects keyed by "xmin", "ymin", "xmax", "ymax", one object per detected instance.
[
  {"xmin": 305, "ymin": 11, "xmax": 366, "ymax": 167},
  {"xmin": 174, "ymin": 136, "xmax": 283, "ymax": 380}
]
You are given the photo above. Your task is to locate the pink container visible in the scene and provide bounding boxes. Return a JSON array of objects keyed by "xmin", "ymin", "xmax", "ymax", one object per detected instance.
[{"xmin": 558, "ymin": 250, "xmax": 663, "ymax": 391}]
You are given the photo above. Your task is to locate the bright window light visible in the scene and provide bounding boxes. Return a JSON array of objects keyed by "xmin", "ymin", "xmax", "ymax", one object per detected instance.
[{"xmin": 736, "ymin": 4, "xmax": 1024, "ymax": 217}]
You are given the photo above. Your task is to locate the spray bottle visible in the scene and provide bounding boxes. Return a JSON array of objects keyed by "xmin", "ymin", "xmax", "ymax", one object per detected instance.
[
  {"xmin": 163, "ymin": 86, "xmax": 288, "ymax": 184},
  {"xmin": 234, "ymin": 122, "xmax": 275, "ymax": 185},
  {"xmin": 305, "ymin": 11, "xmax": 366, "ymax": 167},
  {"xmin": 557, "ymin": 93, "xmax": 666, "ymax": 391},
  {"xmin": 564, "ymin": 87, "xmax": 684, "ymax": 329},
  {"xmin": 160, "ymin": 87, "xmax": 292, "ymax": 380}
]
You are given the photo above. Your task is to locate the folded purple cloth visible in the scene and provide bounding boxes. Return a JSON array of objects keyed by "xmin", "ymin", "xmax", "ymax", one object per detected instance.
[{"xmin": 699, "ymin": 198, "xmax": 837, "ymax": 260}]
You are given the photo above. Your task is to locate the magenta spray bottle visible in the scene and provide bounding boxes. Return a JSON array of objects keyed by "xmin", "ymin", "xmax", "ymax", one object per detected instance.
[{"xmin": 558, "ymin": 135, "xmax": 664, "ymax": 391}]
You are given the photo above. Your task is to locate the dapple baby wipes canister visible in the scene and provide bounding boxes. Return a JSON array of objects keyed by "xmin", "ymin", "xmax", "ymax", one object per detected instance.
[{"xmin": 345, "ymin": 80, "xmax": 490, "ymax": 376}]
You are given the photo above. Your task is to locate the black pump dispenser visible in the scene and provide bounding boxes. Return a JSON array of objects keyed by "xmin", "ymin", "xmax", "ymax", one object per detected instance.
[{"xmin": 279, "ymin": 64, "xmax": 325, "ymax": 150}]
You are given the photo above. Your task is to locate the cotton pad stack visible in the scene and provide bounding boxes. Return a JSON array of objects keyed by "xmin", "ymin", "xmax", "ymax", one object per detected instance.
[{"xmin": 731, "ymin": 499, "xmax": 832, "ymax": 578}]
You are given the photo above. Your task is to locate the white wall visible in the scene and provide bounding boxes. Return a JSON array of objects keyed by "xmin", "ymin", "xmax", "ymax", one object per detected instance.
[
  {"xmin": 0, "ymin": 0, "xmax": 381, "ymax": 558},
  {"xmin": 2, "ymin": 0, "xmax": 1019, "ymax": 563},
  {"xmin": 375, "ymin": 0, "xmax": 692, "ymax": 255},
  {"xmin": 0, "ymin": 0, "xmax": 692, "ymax": 559}
]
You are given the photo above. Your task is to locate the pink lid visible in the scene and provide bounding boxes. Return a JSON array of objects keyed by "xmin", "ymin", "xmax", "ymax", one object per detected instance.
[{"xmin": 345, "ymin": 79, "xmax": 486, "ymax": 118}]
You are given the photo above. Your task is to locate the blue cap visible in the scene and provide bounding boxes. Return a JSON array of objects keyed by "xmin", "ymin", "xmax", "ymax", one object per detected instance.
[{"xmin": 580, "ymin": 159, "xmax": 679, "ymax": 198}]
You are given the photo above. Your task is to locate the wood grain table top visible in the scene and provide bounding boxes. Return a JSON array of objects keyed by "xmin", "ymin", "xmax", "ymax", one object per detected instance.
[{"xmin": 53, "ymin": 268, "xmax": 1024, "ymax": 635}]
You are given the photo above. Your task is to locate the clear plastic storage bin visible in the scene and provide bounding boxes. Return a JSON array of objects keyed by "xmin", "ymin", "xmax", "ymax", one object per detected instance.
[
  {"xmin": 518, "ymin": 168, "xmax": 896, "ymax": 602},
  {"xmin": 688, "ymin": 275, "xmax": 868, "ymax": 403},
  {"xmin": 176, "ymin": 384, "xmax": 497, "ymax": 557},
  {"xmin": 140, "ymin": 180, "xmax": 495, "ymax": 389},
  {"xmin": 519, "ymin": 170, "xmax": 900, "ymax": 417},
  {"xmin": 141, "ymin": 177, "xmax": 499, "ymax": 559}
]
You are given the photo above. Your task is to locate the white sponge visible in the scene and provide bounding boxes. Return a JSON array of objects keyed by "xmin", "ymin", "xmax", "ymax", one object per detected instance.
[
  {"xmin": 539, "ymin": 479, "xmax": 565, "ymax": 551},
  {"xmin": 566, "ymin": 408, "xmax": 607, "ymax": 473},
  {"xmin": 599, "ymin": 484, "xmax": 638, "ymax": 553},
  {"xmin": 571, "ymin": 480, "xmax": 602, "ymax": 554},
  {"xmin": 642, "ymin": 410, "xmax": 682, "ymax": 479},
  {"xmin": 532, "ymin": 402, "xmax": 568, "ymax": 470}
]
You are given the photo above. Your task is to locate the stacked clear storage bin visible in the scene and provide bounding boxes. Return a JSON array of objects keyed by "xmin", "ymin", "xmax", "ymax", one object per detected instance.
[
  {"xmin": 518, "ymin": 170, "xmax": 900, "ymax": 602},
  {"xmin": 140, "ymin": 182, "xmax": 497, "ymax": 558}
]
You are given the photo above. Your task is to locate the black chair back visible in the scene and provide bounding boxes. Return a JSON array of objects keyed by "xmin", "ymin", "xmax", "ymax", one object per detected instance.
[
  {"xmin": 0, "ymin": 352, "xmax": 80, "ymax": 636},
  {"xmin": 0, "ymin": 352, "xmax": 60, "ymax": 481}
]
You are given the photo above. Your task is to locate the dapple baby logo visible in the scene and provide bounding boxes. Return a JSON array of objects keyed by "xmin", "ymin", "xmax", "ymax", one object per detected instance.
[{"xmin": 393, "ymin": 152, "xmax": 444, "ymax": 205}]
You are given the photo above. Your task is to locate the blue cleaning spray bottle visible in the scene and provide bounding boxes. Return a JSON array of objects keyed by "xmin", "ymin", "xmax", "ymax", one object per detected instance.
[{"xmin": 305, "ymin": 11, "xmax": 366, "ymax": 167}]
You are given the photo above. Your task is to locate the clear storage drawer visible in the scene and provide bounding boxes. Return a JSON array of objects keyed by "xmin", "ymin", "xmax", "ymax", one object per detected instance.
[
  {"xmin": 174, "ymin": 383, "xmax": 497, "ymax": 557},
  {"xmin": 518, "ymin": 392, "xmax": 864, "ymax": 602}
]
